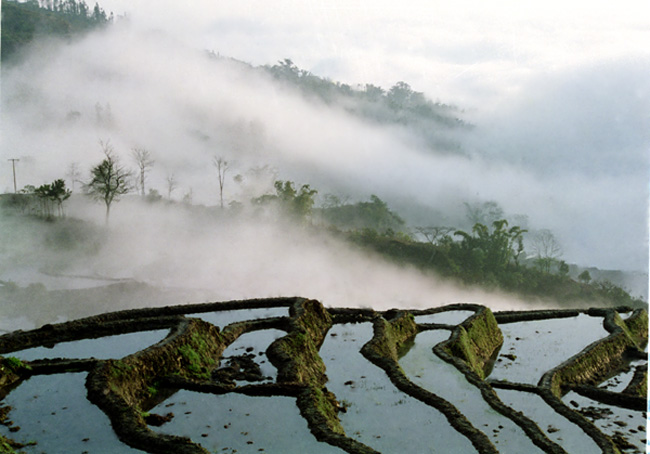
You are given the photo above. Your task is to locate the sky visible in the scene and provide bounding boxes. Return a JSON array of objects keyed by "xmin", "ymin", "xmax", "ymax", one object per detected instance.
[
  {"xmin": 1, "ymin": 0, "xmax": 649, "ymax": 309},
  {"xmin": 96, "ymin": 0, "xmax": 650, "ymax": 108}
]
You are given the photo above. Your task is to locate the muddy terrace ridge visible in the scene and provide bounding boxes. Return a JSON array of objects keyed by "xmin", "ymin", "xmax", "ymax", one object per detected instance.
[{"xmin": 0, "ymin": 297, "xmax": 647, "ymax": 454}]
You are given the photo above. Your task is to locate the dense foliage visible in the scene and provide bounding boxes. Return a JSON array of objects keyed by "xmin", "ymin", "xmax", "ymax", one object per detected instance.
[
  {"xmin": 347, "ymin": 225, "xmax": 644, "ymax": 308},
  {"xmin": 316, "ymin": 195, "xmax": 406, "ymax": 233},
  {"xmin": 0, "ymin": 179, "xmax": 71, "ymax": 219},
  {"xmin": 1, "ymin": 0, "xmax": 112, "ymax": 63}
]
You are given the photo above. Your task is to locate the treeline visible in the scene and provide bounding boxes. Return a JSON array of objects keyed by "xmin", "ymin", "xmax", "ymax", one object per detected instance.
[
  {"xmin": 1, "ymin": 179, "xmax": 71, "ymax": 219},
  {"xmin": 346, "ymin": 223, "xmax": 644, "ymax": 308},
  {"xmin": 1, "ymin": 0, "xmax": 112, "ymax": 63},
  {"xmin": 2, "ymin": 173, "xmax": 643, "ymax": 308},
  {"xmin": 248, "ymin": 180, "xmax": 642, "ymax": 307},
  {"xmin": 260, "ymin": 59, "xmax": 469, "ymax": 154},
  {"xmin": 1, "ymin": 139, "xmax": 643, "ymax": 308}
]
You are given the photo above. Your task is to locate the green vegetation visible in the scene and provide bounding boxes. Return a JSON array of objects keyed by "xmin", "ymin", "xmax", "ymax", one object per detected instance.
[
  {"xmin": 108, "ymin": 360, "xmax": 134, "ymax": 378},
  {"xmin": 176, "ymin": 332, "xmax": 217, "ymax": 380},
  {"xmin": 33, "ymin": 179, "xmax": 72, "ymax": 218},
  {"xmin": 0, "ymin": 357, "xmax": 29, "ymax": 392},
  {"xmin": 1, "ymin": 0, "xmax": 112, "ymax": 64},
  {"xmin": 270, "ymin": 300, "xmax": 331, "ymax": 385},
  {"xmin": 346, "ymin": 218, "xmax": 644, "ymax": 307},
  {"xmin": 0, "ymin": 435, "xmax": 23, "ymax": 454},
  {"xmin": 84, "ymin": 140, "xmax": 133, "ymax": 223},
  {"xmin": 317, "ymin": 195, "xmax": 406, "ymax": 233},
  {"xmin": 267, "ymin": 300, "xmax": 344, "ymax": 435},
  {"xmin": 442, "ymin": 309, "xmax": 503, "ymax": 379},
  {"xmin": 263, "ymin": 59, "xmax": 469, "ymax": 154},
  {"xmin": 545, "ymin": 309, "xmax": 648, "ymax": 397},
  {"xmin": 0, "ymin": 180, "xmax": 71, "ymax": 220},
  {"xmin": 1, "ymin": 357, "xmax": 30, "ymax": 373},
  {"xmin": 253, "ymin": 180, "xmax": 318, "ymax": 222},
  {"xmin": 367, "ymin": 312, "xmax": 418, "ymax": 364}
]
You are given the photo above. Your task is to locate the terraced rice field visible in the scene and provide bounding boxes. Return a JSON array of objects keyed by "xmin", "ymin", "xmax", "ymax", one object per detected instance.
[{"xmin": 0, "ymin": 299, "xmax": 645, "ymax": 453}]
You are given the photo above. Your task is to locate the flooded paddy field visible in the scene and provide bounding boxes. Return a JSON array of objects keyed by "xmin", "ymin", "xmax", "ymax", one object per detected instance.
[
  {"xmin": 599, "ymin": 358, "xmax": 647, "ymax": 393},
  {"xmin": 496, "ymin": 388, "xmax": 601, "ymax": 453},
  {"xmin": 150, "ymin": 391, "xmax": 344, "ymax": 454},
  {"xmin": 188, "ymin": 307, "xmax": 290, "ymax": 329},
  {"xmin": 0, "ymin": 373, "xmax": 144, "ymax": 453},
  {"xmin": 8, "ymin": 329, "xmax": 170, "ymax": 361},
  {"xmin": 217, "ymin": 328, "xmax": 286, "ymax": 385},
  {"xmin": 0, "ymin": 298, "xmax": 645, "ymax": 454},
  {"xmin": 399, "ymin": 329, "xmax": 544, "ymax": 454},
  {"xmin": 563, "ymin": 391, "xmax": 647, "ymax": 453},
  {"xmin": 321, "ymin": 323, "xmax": 478, "ymax": 453},
  {"xmin": 413, "ymin": 310, "xmax": 476, "ymax": 326},
  {"xmin": 488, "ymin": 314, "xmax": 610, "ymax": 384}
]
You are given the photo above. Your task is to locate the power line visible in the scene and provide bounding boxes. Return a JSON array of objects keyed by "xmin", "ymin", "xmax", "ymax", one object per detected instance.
[{"xmin": 8, "ymin": 158, "xmax": 20, "ymax": 193}]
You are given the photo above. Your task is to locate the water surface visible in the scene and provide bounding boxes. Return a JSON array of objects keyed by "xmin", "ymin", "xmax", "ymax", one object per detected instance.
[
  {"xmin": 414, "ymin": 310, "xmax": 475, "ymax": 325},
  {"xmin": 150, "ymin": 391, "xmax": 344, "ymax": 453},
  {"xmin": 188, "ymin": 307, "xmax": 289, "ymax": 329},
  {"xmin": 9, "ymin": 329, "xmax": 170, "ymax": 361},
  {"xmin": 496, "ymin": 388, "xmax": 600, "ymax": 453},
  {"xmin": 320, "ymin": 323, "xmax": 478, "ymax": 453},
  {"xmin": 400, "ymin": 330, "xmax": 544, "ymax": 454},
  {"xmin": 489, "ymin": 315, "xmax": 608, "ymax": 384},
  {"xmin": 0, "ymin": 373, "xmax": 143, "ymax": 453}
]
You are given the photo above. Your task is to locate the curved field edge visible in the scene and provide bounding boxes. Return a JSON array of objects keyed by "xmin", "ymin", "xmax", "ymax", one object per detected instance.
[
  {"xmin": 434, "ymin": 307, "xmax": 568, "ymax": 454},
  {"xmin": 0, "ymin": 299, "xmax": 646, "ymax": 454},
  {"xmin": 359, "ymin": 309, "xmax": 498, "ymax": 454}
]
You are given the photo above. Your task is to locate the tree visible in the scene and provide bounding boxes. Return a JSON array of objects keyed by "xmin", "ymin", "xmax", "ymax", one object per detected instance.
[
  {"xmin": 49, "ymin": 178, "xmax": 71, "ymax": 217},
  {"xmin": 558, "ymin": 260, "xmax": 570, "ymax": 276},
  {"xmin": 415, "ymin": 226, "xmax": 454, "ymax": 262},
  {"xmin": 453, "ymin": 220, "xmax": 527, "ymax": 279},
  {"xmin": 387, "ymin": 81, "xmax": 414, "ymax": 109},
  {"xmin": 34, "ymin": 179, "xmax": 71, "ymax": 218},
  {"xmin": 213, "ymin": 156, "xmax": 229, "ymax": 208},
  {"xmin": 65, "ymin": 162, "xmax": 82, "ymax": 192},
  {"xmin": 578, "ymin": 270, "xmax": 592, "ymax": 284},
  {"xmin": 531, "ymin": 229, "xmax": 562, "ymax": 273},
  {"xmin": 464, "ymin": 200, "xmax": 505, "ymax": 227},
  {"xmin": 34, "ymin": 183, "xmax": 53, "ymax": 218},
  {"xmin": 84, "ymin": 140, "xmax": 131, "ymax": 223},
  {"xmin": 165, "ymin": 173, "xmax": 177, "ymax": 200},
  {"xmin": 182, "ymin": 188, "xmax": 193, "ymax": 205},
  {"xmin": 253, "ymin": 180, "xmax": 318, "ymax": 222},
  {"xmin": 131, "ymin": 148, "xmax": 154, "ymax": 196},
  {"xmin": 364, "ymin": 84, "xmax": 385, "ymax": 102}
]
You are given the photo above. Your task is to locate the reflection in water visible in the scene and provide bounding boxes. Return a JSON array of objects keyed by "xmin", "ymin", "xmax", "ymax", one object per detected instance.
[
  {"xmin": 9, "ymin": 330, "xmax": 170, "ymax": 361},
  {"xmin": 0, "ymin": 373, "xmax": 144, "ymax": 453},
  {"xmin": 320, "ymin": 323, "xmax": 479, "ymax": 453}
]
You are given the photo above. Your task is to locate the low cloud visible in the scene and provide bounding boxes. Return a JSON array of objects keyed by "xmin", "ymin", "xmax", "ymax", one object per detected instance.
[{"xmin": 0, "ymin": 13, "xmax": 647, "ymax": 325}]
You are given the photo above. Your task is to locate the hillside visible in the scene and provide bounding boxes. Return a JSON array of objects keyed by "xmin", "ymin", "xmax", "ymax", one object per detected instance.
[{"xmin": 1, "ymin": 0, "xmax": 111, "ymax": 63}]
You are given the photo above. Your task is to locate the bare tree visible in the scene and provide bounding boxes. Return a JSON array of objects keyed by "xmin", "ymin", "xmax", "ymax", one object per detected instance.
[
  {"xmin": 166, "ymin": 173, "xmax": 177, "ymax": 200},
  {"xmin": 65, "ymin": 162, "xmax": 82, "ymax": 192},
  {"xmin": 415, "ymin": 226, "xmax": 455, "ymax": 262},
  {"xmin": 131, "ymin": 148, "xmax": 155, "ymax": 196},
  {"xmin": 84, "ymin": 140, "xmax": 132, "ymax": 224},
  {"xmin": 213, "ymin": 156, "xmax": 229, "ymax": 208},
  {"xmin": 464, "ymin": 200, "xmax": 505, "ymax": 227},
  {"xmin": 531, "ymin": 229, "xmax": 562, "ymax": 272},
  {"xmin": 182, "ymin": 187, "xmax": 193, "ymax": 205}
]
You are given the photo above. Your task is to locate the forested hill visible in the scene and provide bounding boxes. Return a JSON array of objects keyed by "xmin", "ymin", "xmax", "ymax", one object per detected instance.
[
  {"xmin": 1, "ymin": 0, "xmax": 112, "ymax": 63},
  {"xmin": 2, "ymin": 0, "xmax": 471, "ymax": 155},
  {"xmin": 259, "ymin": 58, "xmax": 471, "ymax": 153}
]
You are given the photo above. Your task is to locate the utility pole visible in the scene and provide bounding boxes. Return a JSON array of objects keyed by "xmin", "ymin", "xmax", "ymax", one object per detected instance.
[{"xmin": 8, "ymin": 158, "xmax": 19, "ymax": 193}]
